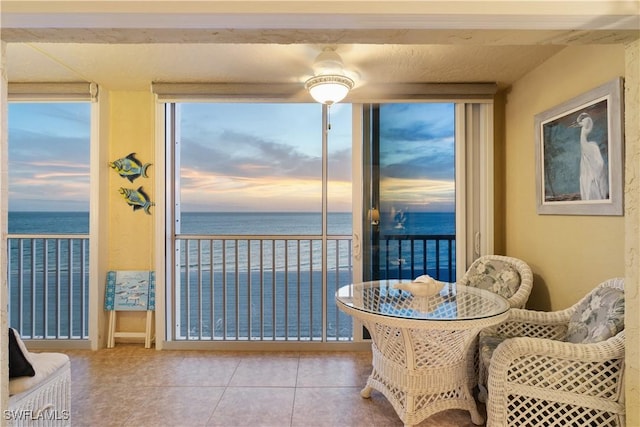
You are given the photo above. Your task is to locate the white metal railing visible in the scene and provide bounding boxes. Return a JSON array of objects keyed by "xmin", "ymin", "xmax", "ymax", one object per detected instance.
[
  {"xmin": 173, "ymin": 235, "xmax": 354, "ymax": 341},
  {"xmin": 5, "ymin": 233, "xmax": 454, "ymax": 343},
  {"xmin": 172, "ymin": 233, "xmax": 456, "ymax": 342},
  {"xmin": 7, "ymin": 234, "xmax": 90, "ymax": 339}
]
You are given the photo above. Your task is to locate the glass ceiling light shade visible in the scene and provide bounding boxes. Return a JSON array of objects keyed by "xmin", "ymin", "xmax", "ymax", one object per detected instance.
[
  {"xmin": 305, "ymin": 75, "xmax": 354, "ymax": 105},
  {"xmin": 305, "ymin": 48, "xmax": 354, "ymax": 105}
]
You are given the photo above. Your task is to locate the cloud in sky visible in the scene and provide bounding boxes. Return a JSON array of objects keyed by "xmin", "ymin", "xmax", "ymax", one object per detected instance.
[
  {"xmin": 8, "ymin": 103, "xmax": 90, "ymax": 211},
  {"xmin": 7, "ymin": 101, "xmax": 455, "ymax": 213},
  {"xmin": 378, "ymin": 103, "xmax": 455, "ymax": 211},
  {"xmin": 178, "ymin": 102, "xmax": 352, "ymax": 211}
]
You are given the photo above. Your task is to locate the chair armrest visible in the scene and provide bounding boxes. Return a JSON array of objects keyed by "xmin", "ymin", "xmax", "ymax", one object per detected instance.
[
  {"xmin": 487, "ymin": 332, "xmax": 625, "ymax": 427},
  {"xmin": 482, "ymin": 307, "xmax": 574, "ymax": 340},
  {"xmin": 493, "ymin": 332, "xmax": 625, "ymax": 366}
]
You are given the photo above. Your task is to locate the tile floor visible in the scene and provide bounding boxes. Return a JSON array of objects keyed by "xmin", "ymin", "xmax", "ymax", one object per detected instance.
[{"xmin": 64, "ymin": 344, "xmax": 485, "ymax": 427}]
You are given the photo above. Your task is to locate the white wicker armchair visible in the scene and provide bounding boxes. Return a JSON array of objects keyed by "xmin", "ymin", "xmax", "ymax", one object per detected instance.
[
  {"xmin": 458, "ymin": 255, "xmax": 534, "ymax": 398},
  {"xmin": 484, "ymin": 277, "xmax": 625, "ymax": 427}
]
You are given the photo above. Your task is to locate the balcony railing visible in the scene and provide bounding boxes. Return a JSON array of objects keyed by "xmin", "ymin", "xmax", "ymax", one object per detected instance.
[
  {"xmin": 6, "ymin": 233, "xmax": 455, "ymax": 343},
  {"xmin": 7, "ymin": 234, "xmax": 90, "ymax": 339},
  {"xmin": 173, "ymin": 235, "xmax": 355, "ymax": 341},
  {"xmin": 376, "ymin": 234, "xmax": 456, "ymax": 282},
  {"xmin": 173, "ymin": 233, "xmax": 456, "ymax": 342}
]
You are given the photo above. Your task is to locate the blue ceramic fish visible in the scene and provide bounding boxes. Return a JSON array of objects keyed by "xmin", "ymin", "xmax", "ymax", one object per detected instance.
[
  {"xmin": 119, "ymin": 186, "xmax": 154, "ymax": 215},
  {"xmin": 110, "ymin": 153, "xmax": 151, "ymax": 182}
]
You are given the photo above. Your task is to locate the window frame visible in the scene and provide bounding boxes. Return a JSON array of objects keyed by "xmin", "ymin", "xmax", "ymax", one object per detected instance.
[
  {"xmin": 5, "ymin": 82, "xmax": 101, "ymax": 349},
  {"xmin": 153, "ymin": 84, "xmax": 495, "ymax": 348}
]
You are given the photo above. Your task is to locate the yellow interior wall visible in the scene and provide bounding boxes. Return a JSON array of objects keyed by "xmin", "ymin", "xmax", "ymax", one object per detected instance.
[
  {"xmin": 504, "ymin": 45, "xmax": 626, "ymax": 311},
  {"xmin": 108, "ymin": 91, "xmax": 156, "ymax": 334}
]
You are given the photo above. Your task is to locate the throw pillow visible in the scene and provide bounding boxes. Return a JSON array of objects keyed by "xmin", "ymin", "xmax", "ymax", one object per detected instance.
[
  {"xmin": 566, "ymin": 287, "xmax": 625, "ymax": 344},
  {"xmin": 459, "ymin": 259, "xmax": 521, "ymax": 299},
  {"xmin": 8, "ymin": 328, "xmax": 36, "ymax": 378}
]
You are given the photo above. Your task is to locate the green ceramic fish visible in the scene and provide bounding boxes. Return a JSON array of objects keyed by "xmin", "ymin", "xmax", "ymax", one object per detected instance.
[
  {"xmin": 110, "ymin": 153, "xmax": 151, "ymax": 182},
  {"xmin": 119, "ymin": 186, "xmax": 154, "ymax": 215}
]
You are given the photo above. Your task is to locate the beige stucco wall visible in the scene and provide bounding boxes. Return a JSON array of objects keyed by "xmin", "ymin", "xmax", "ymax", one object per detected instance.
[
  {"xmin": 503, "ymin": 44, "xmax": 626, "ymax": 311},
  {"xmin": 107, "ymin": 91, "xmax": 156, "ymax": 335},
  {"xmin": 623, "ymin": 38, "xmax": 640, "ymax": 427}
]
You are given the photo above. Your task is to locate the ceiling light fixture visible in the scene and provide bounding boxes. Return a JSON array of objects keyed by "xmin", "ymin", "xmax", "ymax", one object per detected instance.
[{"xmin": 305, "ymin": 48, "xmax": 354, "ymax": 105}]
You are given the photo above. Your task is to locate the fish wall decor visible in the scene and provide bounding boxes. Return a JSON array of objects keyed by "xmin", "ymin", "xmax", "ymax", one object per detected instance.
[
  {"xmin": 109, "ymin": 153, "xmax": 151, "ymax": 182},
  {"xmin": 119, "ymin": 186, "xmax": 155, "ymax": 215}
]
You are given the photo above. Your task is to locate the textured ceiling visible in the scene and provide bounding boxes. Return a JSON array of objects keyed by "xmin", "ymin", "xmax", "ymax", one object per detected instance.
[
  {"xmin": 2, "ymin": 1, "xmax": 638, "ymax": 92},
  {"xmin": 6, "ymin": 42, "xmax": 567, "ymax": 91}
]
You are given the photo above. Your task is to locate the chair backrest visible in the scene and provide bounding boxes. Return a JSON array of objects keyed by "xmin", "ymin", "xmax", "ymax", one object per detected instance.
[
  {"xmin": 565, "ymin": 277, "xmax": 625, "ymax": 344},
  {"xmin": 458, "ymin": 255, "xmax": 533, "ymax": 308}
]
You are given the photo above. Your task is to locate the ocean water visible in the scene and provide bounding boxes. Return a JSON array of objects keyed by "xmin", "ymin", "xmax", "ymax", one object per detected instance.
[
  {"xmin": 9, "ymin": 210, "xmax": 454, "ymax": 236},
  {"xmin": 9, "ymin": 211, "xmax": 90, "ymax": 234},
  {"xmin": 8, "ymin": 210, "xmax": 454, "ymax": 278}
]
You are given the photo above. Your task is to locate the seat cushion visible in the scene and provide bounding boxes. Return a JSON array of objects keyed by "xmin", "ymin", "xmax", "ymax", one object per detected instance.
[
  {"xmin": 460, "ymin": 259, "xmax": 521, "ymax": 299},
  {"xmin": 9, "ymin": 352, "xmax": 70, "ymax": 396},
  {"xmin": 479, "ymin": 335, "xmax": 506, "ymax": 371},
  {"xmin": 566, "ymin": 287, "xmax": 625, "ymax": 344}
]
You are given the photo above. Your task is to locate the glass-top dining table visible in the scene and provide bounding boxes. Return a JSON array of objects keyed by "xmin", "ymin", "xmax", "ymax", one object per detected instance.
[{"xmin": 335, "ymin": 279, "xmax": 510, "ymax": 427}]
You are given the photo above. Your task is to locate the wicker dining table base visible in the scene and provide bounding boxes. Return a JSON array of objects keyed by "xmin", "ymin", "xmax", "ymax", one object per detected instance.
[{"xmin": 360, "ymin": 324, "xmax": 485, "ymax": 427}]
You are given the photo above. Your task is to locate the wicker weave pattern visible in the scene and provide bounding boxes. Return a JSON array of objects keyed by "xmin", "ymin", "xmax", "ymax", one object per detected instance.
[
  {"xmin": 486, "ymin": 278, "xmax": 625, "ymax": 427},
  {"xmin": 8, "ymin": 359, "xmax": 71, "ymax": 427},
  {"xmin": 336, "ymin": 282, "xmax": 510, "ymax": 426},
  {"xmin": 363, "ymin": 325, "xmax": 487, "ymax": 426},
  {"xmin": 462, "ymin": 255, "xmax": 533, "ymax": 400}
]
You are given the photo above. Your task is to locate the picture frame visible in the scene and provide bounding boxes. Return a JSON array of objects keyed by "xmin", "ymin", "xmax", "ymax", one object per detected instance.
[{"xmin": 534, "ymin": 77, "xmax": 624, "ymax": 215}]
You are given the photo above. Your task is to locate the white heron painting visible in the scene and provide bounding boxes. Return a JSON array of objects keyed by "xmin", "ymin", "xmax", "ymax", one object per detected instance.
[
  {"xmin": 540, "ymin": 99, "xmax": 610, "ymax": 203},
  {"xmin": 535, "ymin": 77, "xmax": 623, "ymax": 216}
]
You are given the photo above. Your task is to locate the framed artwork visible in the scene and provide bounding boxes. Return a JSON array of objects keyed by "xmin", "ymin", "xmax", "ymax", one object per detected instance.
[
  {"xmin": 105, "ymin": 270, "xmax": 155, "ymax": 311},
  {"xmin": 534, "ymin": 77, "xmax": 624, "ymax": 215}
]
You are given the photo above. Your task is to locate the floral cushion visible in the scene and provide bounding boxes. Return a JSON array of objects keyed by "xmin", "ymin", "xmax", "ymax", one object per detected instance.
[
  {"xmin": 459, "ymin": 259, "xmax": 521, "ymax": 299},
  {"xmin": 479, "ymin": 335, "xmax": 506, "ymax": 371},
  {"xmin": 565, "ymin": 287, "xmax": 625, "ymax": 344}
]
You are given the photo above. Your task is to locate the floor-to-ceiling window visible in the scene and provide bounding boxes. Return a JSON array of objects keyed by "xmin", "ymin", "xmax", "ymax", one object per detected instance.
[
  {"xmin": 165, "ymin": 102, "xmax": 354, "ymax": 342},
  {"xmin": 7, "ymin": 100, "xmax": 92, "ymax": 340}
]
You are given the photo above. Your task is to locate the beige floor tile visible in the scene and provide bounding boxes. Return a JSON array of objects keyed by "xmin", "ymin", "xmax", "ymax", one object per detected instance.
[
  {"xmin": 123, "ymin": 356, "xmax": 240, "ymax": 387},
  {"xmin": 76, "ymin": 355, "xmax": 151, "ymax": 387},
  {"xmin": 229, "ymin": 355, "xmax": 299, "ymax": 387},
  {"xmin": 70, "ymin": 383, "xmax": 148, "ymax": 427},
  {"xmin": 123, "ymin": 386, "xmax": 224, "ymax": 427},
  {"xmin": 296, "ymin": 352, "xmax": 371, "ymax": 387},
  {"xmin": 207, "ymin": 387, "xmax": 295, "ymax": 427},
  {"xmin": 65, "ymin": 349, "xmax": 485, "ymax": 427},
  {"xmin": 291, "ymin": 387, "xmax": 376, "ymax": 427}
]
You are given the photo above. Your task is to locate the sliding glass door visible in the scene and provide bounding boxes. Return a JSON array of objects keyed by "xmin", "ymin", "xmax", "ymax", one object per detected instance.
[
  {"xmin": 360, "ymin": 102, "xmax": 494, "ymax": 284},
  {"xmin": 166, "ymin": 102, "xmax": 354, "ymax": 342}
]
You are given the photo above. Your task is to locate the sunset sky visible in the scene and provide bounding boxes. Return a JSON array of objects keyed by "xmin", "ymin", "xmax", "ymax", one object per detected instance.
[
  {"xmin": 8, "ymin": 102, "xmax": 91, "ymax": 212},
  {"xmin": 8, "ymin": 101, "xmax": 455, "ymax": 213}
]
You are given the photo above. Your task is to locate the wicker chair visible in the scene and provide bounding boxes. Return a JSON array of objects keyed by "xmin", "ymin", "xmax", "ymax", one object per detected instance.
[
  {"xmin": 484, "ymin": 277, "xmax": 625, "ymax": 427},
  {"xmin": 457, "ymin": 255, "xmax": 534, "ymax": 398}
]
